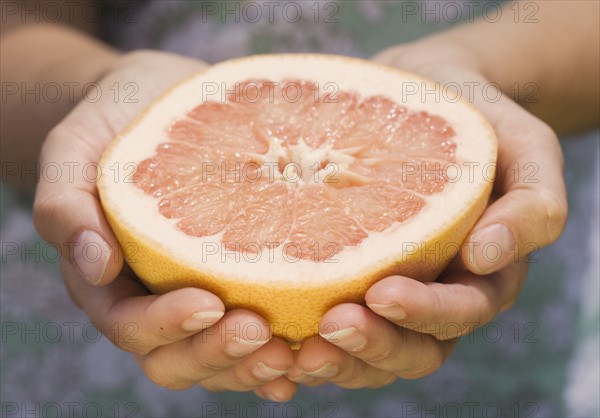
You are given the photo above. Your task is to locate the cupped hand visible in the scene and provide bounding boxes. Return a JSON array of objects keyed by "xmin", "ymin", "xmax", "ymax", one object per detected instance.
[
  {"xmin": 288, "ymin": 262, "xmax": 527, "ymax": 387},
  {"xmin": 288, "ymin": 41, "xmax": 567, "ymax": 388},
  {"xmin": 33, "ymin": 50, "xmax": 296, "ymax": 401}
]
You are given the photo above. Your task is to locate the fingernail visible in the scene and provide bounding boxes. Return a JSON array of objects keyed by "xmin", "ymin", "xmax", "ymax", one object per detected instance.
[
  {"xmin": 181, "ymin": 311, "xmax": 224, "ymax": 331},
  {"xmin": 470, "ymin": 223, "xmax": 515, "ymax": 274},
  {"xmin": 367, "ymin": 303, "xmax": 407, "ymax": 320},
  {"xmin": 320, "ymin": 327, "xmax": 367, "ymax": 352},
  {"xmin": 263, "ymin": 391, "xmax": 286, "ymax": 402},
  {"xmin": 226, "ymin": 337, "xmax": 269, "ymax": 358},
  {"xmin": 287, "ymin": 373, "xmax": 315, "ymax": 384},
  {"xmin": 73, "ymin": 230, "xmax": 111, "ymax": 285},
  {"xmin": 252, "ymin": 362, "xmax": 287, "ymax": 380},
  {"xmin": 305, "ymin": 362, "xmax": 338, "ymax": 379}
]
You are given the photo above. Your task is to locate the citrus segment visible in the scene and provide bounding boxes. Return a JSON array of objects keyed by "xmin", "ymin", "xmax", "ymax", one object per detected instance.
[
  {"xmin": 132, "ymin": 79, "xmax": 456, "ymax": 262},
  {"xmin": 99, "ymin": 54, "xmax": 497, "ymax": 342}
]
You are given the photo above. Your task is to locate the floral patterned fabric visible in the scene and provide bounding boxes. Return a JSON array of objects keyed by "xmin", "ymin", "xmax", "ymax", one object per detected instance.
[{"xmin": 1, "ymin": 1, "xmax": 599, "ymax": 417}]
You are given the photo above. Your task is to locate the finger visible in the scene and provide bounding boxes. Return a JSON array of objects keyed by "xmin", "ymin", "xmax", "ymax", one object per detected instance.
[
  {"xmin": 138, "ymin": 309, "xmax": 271, "ymax": 390},
  {"xmin": 254, "ymin": 377, "xmax": 298, "ymax": 402},
  {"xmin": 461, "ymin": 99, "xmax": 568, "ymax": 275},
  {"xmin": 198, "ymin": 337, "xmax": 294, "ymax": 392},
  {"xmin": 288, "ymin": 336, "xmax": 396, "ymax": 388},
  {"xmin": 33, "ymin": 52, "xmax": 206, "ymax": 286},
  {"xmin": 33, "ymin": 125, "xmax": 124, "ymax": 286},
  {"xmin": 371, "ymin": 50, "xmax": 567, "ymax": 275},
  {"xmin": 366, "ymin": 263, "xmax": 527, "ymax": 340},
  {"xmin": 309, "ymin": 304, "xmax": 455, "ymax": 380},
  {"xmin": 62, "ymin": 261, "xmax": 225, "ymax": 353}
]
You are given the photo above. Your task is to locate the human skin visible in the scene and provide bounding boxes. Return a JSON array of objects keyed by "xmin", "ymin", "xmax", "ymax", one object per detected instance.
[
  {"xmin": 2, "ymin": 0, "xmax": 597, "ymax": 402},
  {"xmin": 286, "ymin": 1, "xmax": 599, "ymax": 390},
  {"xmin": 285, "ymin": 0, "xmax": 598, "ymax": 390}
]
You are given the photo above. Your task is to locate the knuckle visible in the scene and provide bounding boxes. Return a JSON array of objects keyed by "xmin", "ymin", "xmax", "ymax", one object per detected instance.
[
  {"xmin": 335, "ymin": 370, "xmax": 369, "ymax": 389},
  {"xmin": 365, "ymin": 343, "xmax": 400, "ymax": 367},
  {"xmin": 198, "ymin": 368, "xmax": 253, "ymax": 392},
  {"xmin": 440, "ymin": 292, "xmax": 491, "ymax": 340},
  {"xmin": 118, "ymin": 341, "xmax": 146, "ymax": 355},
  {"xmin": 32, "ymin": 194, "xmax": 58, "ymax": 239},
  {"xmin": 99, "ymin": 308, "xmax": 150, "ymax": 355},
  {"xmin": 537, "ymin": 190, "xmax": 568, "ymax": 244},
  {"xmin": 141, "ymin": 359, "xmax": 190, "ymax": 390},
  {"xmin": 401, "ymin": 350, "xmax": 444, "ymax": 380},
  {"xmin": 193, "ymin": 356, "xmax": 227, "ymax": 375},
  {"xmin": 329, "ymin": 360, "xmax": 366, "ymax": 388},
  {"xmin": 471, "ymin": 293, "xmax": 496, "ymax": 328},
  {"xmin": 439, "ymin": 322, "xmax": 469, "ymax": 340},
  {"xmin": 230, "ymin": 366, "xmax": 254, "ymax": 389},
  {"xmin": 449, "ymin": 287, "xmax": 496, "ymax": 334},
  {"xmin": 106, "ymin": 331, "xmax": 149, "ymax": 356}
]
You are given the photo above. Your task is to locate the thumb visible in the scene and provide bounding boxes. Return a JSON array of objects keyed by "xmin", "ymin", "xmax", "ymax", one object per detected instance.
[
  {"xmin": 33, "ymin": 123, "xmax": 123, "ymax": 286},
  {"xmin": 461, "ymin": 99, "xmax": 568, "ymax": 275},
  {"xmin": 32, "ymin": 51, "xmax": 207, "ymax": 286},
  {"xmin": 370, "ymin": 45, "xmax": 568, "ymax": 275}
]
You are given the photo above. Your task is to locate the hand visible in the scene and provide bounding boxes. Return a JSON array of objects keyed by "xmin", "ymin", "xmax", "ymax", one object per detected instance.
[
  {"xmin": 288, "ymin": 41, "xmax": 567, "ymax": 388},
  {"xmin": 33, "ymin": 50, "xmax": 296, "ymax": 401}
]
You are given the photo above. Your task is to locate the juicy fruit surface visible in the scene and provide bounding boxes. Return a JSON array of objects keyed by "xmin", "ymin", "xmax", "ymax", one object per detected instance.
[{"xmin": 133, "ymin": 79, "xmax": 457, "ymax": 262}]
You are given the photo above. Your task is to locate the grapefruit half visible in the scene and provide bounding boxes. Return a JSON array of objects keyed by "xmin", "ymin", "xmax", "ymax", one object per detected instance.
[{"xmin": 98, "ymin": 54, "xmax": 497, "ymax": 344}]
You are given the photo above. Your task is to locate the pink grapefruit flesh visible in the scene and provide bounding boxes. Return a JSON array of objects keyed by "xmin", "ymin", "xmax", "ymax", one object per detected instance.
[
  {"xmin": 133, "ymin": 79, "xmax": 456, "ymax": 262},
  {"xmin": 98, "ymin": 54, "xmax": 497, "ymax": 343}
]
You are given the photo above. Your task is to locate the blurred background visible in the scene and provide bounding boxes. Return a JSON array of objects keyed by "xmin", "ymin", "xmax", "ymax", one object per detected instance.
[{"xmin": 1, "ymin": 1, "xmax": 599, "ymax": 417}]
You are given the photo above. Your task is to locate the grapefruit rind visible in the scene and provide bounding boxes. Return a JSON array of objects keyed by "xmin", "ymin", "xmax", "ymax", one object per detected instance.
[{"xmin": 98, "ymin": 54, "xmax": 497, "ymax": 343}]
